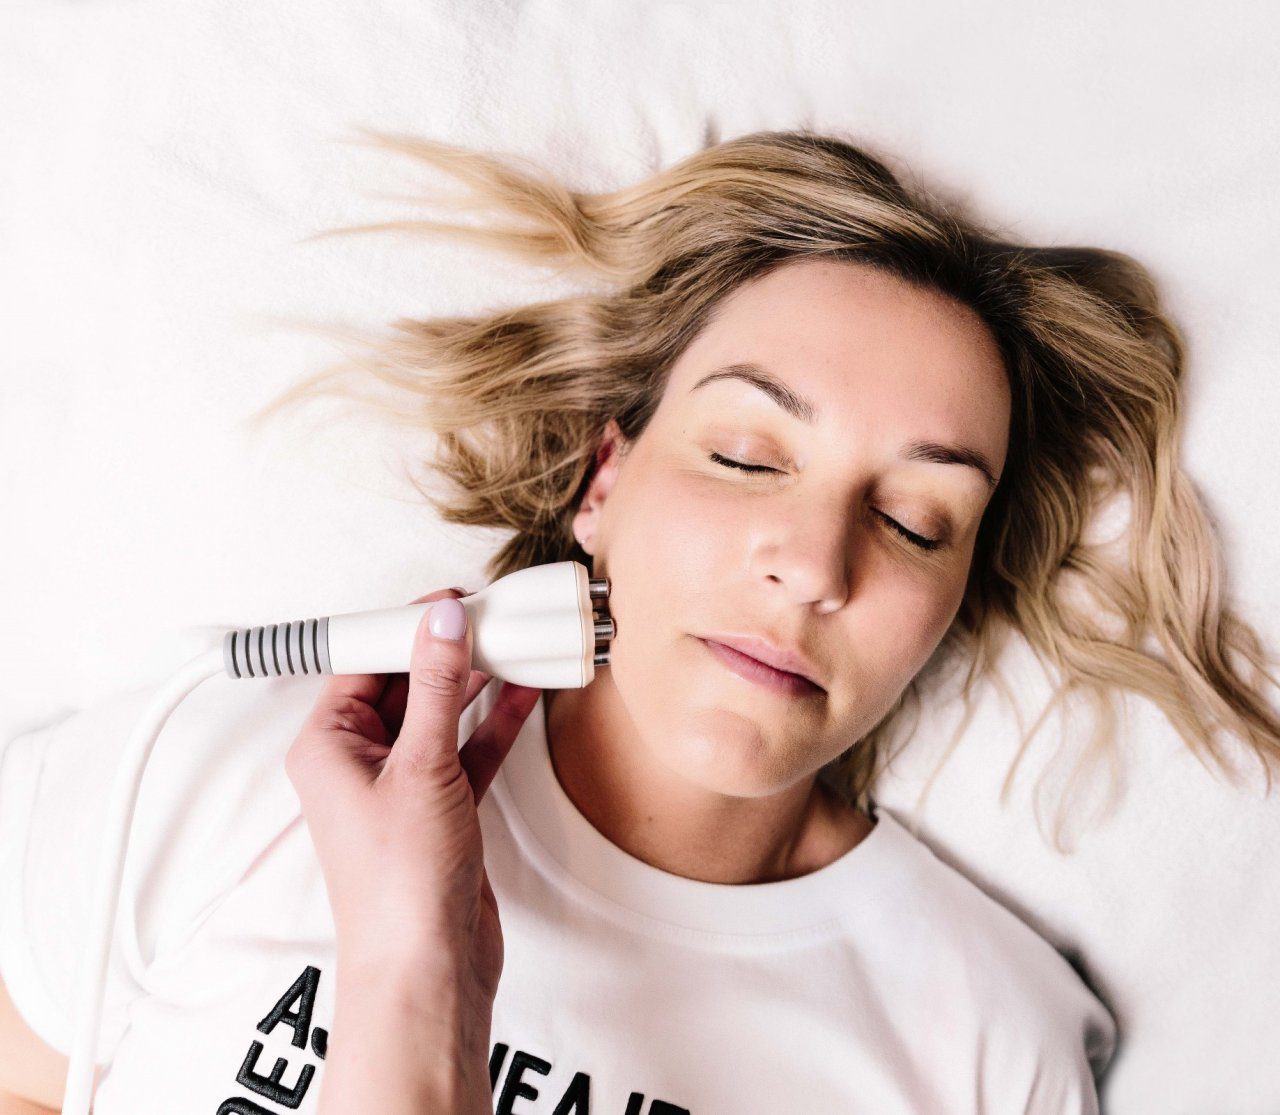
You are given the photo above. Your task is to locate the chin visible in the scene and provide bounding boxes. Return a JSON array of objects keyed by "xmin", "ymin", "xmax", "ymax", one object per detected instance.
[{"xmin": 664, "ymin": 718, "xmax": 800, "ymax": 799}]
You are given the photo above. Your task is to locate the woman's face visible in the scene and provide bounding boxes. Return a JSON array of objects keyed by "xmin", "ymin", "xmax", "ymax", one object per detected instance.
[{"xmin": 573, "ymin": 257, "xmax": 1011, "ymax": 799}]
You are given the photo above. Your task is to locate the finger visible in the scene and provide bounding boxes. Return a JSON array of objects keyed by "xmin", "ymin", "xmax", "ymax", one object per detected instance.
[
  {"xmin": 298, "ymin": 671, "xmax": 393, "ymax": 765},
  {"xmin": 288, "ymin": 672, "xmax": 393, "ymax": 810},
  {"xmin": 303, "ymin": 586, "xmax": 462, "ymax": 730},
  {"xmin": 459, "ymin": 681, "xmax": 543, "ymax": 803},
  {"xmin": 314, "ymin": 670, "xmax": 389, "ymax": 717},
  {"xmin": 373, "ymin": 588, "xmax": 491, "ymax": 733},
  {"xmin": 375, "ymin": 667, "xmax": 492, "ymax": 738},
  {"xmin": 387, "ymin": 588, "xmax": 475, "ymax": 782},
  {"xmin": 292, "ymin": 586, "xmax": 472, "ymax": 776}
]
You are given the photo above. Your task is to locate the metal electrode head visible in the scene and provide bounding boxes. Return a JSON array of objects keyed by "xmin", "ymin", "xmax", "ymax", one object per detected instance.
[{"xmin": 589, "ymin": 575, "xmax": 613, "ymax": 667}]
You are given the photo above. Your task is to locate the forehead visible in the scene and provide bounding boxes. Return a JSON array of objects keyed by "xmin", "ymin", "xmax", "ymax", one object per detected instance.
[{"xmin": 666, "ymin": 258, "xmax": 1010, "ymax": 460}]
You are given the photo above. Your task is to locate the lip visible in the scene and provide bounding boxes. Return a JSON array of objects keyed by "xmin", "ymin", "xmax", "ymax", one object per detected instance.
[
  {"xmin": 701, "ymin": 633, "xmax": 824, "ymax": 688},
  {"xmin": 698, "ymin": 638, "xmax": 824, "ymax": 698}
]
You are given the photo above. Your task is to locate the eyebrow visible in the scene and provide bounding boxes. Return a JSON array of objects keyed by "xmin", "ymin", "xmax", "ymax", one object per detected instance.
[{"xmin": 689, "ymin": 362, "xmax": 1000, "ymax": 490}]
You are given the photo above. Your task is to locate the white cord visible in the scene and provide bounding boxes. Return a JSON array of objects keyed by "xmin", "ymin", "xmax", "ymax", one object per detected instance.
[{"xmin": 61, "ymin": 646, "xmax": 226, "ymax": 1115}]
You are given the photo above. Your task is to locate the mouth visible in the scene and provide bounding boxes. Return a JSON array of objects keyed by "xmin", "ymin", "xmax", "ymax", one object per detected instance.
[{"xmin": 697, "ymin": 638, "xmax": 824, "ymax": 698}]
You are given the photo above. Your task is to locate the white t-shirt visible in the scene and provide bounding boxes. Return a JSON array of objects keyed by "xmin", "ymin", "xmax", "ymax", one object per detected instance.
[{"xmin": 1, "ymin": 671, "xmax": 1116, "ymax": 1114}]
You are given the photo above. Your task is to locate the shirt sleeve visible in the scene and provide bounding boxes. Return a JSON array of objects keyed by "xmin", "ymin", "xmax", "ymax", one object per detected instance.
[
  {"xmin": 0, "ymin": 672, "xmax": 323, "ymax": 1064},
  {"xmin": 0, "ymin": 687, "xmax": 158, "ymax": 1061},
  {"xmin": 982, "ymin": 990, "xmax": 1117, "ymax": 1115},
  {"xmin": 1018, "ymin": 1046, "xmax": 1108, "ymax": 1115}
]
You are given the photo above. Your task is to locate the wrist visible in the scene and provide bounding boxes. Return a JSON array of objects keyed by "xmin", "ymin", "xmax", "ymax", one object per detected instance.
[
  {"xmin": 335, "ymin": 947, "xmax": 493, "ymax": 1048},
  {"xmin": 324, "ymin": 952, "xmax": 493, "ymax": 1115}
]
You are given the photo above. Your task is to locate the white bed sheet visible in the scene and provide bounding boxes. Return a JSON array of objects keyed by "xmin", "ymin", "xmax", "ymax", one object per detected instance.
[{"xmin": 2, "ymin": 2, "xmax": 1277, "ymax": 1110}]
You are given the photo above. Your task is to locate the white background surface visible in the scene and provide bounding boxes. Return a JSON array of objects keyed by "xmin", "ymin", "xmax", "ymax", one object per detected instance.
[{"xmin": 2, "ymin": 2, "xmax": 1277, "ymax": 1110}]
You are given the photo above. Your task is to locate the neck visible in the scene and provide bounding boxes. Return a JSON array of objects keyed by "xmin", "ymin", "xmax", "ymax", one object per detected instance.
[{"xmin": 541, "ymin": 679, "xmax": 871, "ymax": 885}]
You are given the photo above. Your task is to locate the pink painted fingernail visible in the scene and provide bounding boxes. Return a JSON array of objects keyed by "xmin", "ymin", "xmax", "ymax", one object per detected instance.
[{"xmin": 429, "ymin": 597, "xmax": 467, "ymax": 641}]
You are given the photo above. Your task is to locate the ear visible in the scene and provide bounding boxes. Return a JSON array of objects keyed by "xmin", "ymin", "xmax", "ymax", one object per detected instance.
[{"xmin": 571, "ymin": 418, "xmax": 630, "ymax": 554}]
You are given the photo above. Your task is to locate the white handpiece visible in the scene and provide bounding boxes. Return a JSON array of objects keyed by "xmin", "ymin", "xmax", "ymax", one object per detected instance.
[{"xmin": 221, "ymin": 560, "xmax": 613, "ymax": 686}]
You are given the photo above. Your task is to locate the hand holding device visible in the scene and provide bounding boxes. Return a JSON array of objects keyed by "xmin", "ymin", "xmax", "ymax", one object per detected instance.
[
  {"xmin": 285, "ymin": 585, "xmax": 538, "ymax": 978},
  {"xmin": 286, "ymin": 586, "xmax": 536, "ymax": 1113}
]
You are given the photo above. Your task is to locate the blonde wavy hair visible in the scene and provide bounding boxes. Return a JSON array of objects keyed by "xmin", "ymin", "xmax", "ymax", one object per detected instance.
[{"xmin": 248, "ymin": 126, "xmax": 1280, "ymax": 852}]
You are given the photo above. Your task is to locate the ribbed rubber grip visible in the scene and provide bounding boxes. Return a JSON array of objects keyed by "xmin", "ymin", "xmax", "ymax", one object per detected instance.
[{"xmin": 223, "ymin": 617, "xmax": 332, "ymax": 679}]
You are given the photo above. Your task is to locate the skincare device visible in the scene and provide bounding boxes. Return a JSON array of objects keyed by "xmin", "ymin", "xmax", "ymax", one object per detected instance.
[{"xmin": 60, "ymin": 560, "xmax": 612, "ymax": 1115}]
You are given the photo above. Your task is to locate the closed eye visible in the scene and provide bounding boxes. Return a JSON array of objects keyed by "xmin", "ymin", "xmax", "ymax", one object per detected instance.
[{"xmin": 707, "ymin": 452, "xmax": 943, "ymax": 552}]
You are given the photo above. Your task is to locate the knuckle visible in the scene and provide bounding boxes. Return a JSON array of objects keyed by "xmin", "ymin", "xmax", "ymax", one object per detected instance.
[
  {"xmin": 413, "ymin": 659, "xmax": 468, "ymax": 695},
  {"xmin": 317, "ymin": 696, "xmax": 380, "ymax": 738},
  {"xmin": 491, "ymin": 693, "xmax": 527, "ymax": 731}
]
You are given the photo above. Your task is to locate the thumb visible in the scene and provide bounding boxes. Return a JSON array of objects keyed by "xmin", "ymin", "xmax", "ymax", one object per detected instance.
[{"xmin": 387, "ymin": 590, "xmax": 473, "ymax": 782}]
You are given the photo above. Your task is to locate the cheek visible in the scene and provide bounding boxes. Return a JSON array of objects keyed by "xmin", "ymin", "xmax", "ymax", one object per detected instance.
[
  {"xmin": 865, "ymin": 574, "xmax": 966, "ymax": 683},
  {"xmin": 610, "ymin": 466, "xmax": 728, "ymax": 597},
  {"xmin": 592, "ymin": 471, "xmax": 737, "ymax": 728},
  {"xmin": 594, "ymin": 467, "xmax": 719, "ymax": 654}
]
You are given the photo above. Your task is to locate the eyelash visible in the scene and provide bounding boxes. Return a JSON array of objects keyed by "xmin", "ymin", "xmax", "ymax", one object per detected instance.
[{"xmin": 707, "ymin": 452, "xmax": 944, "ymax": 552}]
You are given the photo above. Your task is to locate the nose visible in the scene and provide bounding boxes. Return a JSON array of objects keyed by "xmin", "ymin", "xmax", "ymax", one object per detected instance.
[{"xmin": 752, "ymin": 502, "xmax": 856, "ymax": 613}]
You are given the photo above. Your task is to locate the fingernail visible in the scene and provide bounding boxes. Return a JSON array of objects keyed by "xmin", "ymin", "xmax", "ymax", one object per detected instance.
[{"xmin": 429, "ymin": 597, "xmax": 467, "ymax": 641}]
